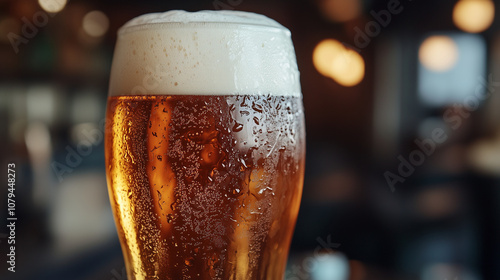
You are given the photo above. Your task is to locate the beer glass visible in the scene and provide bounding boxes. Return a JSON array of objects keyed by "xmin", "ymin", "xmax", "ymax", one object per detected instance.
[{"xmin": 105, "ymin": 10, "xmax": 305, "ymax": 279}]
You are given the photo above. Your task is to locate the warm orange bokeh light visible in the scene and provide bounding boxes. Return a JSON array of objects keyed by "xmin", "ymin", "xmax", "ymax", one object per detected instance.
[
  {"xmin": 313, "ymin": 39, "xmax": 365, "ymax": 87},
  {"xmin": 318, "ymin": 0, "xmax": 362, "ymax": 22},
  {"xmin": 330, "ymin": 49, "xmax": 365, "ymax": 87},
  {"xmin": 453, "ymin": 0, "xmax": 495, "ymax": 33},
  {"xmin": 419, "ymin": 36, "xmax": 459, "ymax": 72},
  {"xmin": 313, "ymin": 39, "xmax": 346, "ymax": 77}
]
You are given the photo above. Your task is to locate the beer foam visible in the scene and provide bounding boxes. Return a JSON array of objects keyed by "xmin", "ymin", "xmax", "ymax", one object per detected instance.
[{"xmin": 109, "ymin": 10, "xmax": 301, "ymax": 96}]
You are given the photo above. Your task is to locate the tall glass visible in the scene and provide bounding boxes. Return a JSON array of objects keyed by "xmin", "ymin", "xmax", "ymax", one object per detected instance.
[{"xmin": 105, "ymin": 10, "xmax": 305, "ymax": 280}]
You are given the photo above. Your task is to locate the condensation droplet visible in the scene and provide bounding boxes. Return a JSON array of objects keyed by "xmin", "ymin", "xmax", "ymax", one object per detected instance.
[
  {"xmin": 185, "ymin": 257, "xmax": 194, "ymax": 266},
  {"xmin": 252, "ymin": 102, "xmax": 263, "ymax": 113},
  {"xmin": 233, "ymin": 122, "xmax": 243, "ymax": 132},
  {"xmin": 208, "ymin": 253, "xmax": 219, "ymax": 268}
]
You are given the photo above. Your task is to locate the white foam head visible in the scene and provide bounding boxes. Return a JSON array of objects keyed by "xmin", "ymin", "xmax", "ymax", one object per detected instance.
[{"xmin": 109, "ymin": 10, "xmax": 301, "ymax": 96}]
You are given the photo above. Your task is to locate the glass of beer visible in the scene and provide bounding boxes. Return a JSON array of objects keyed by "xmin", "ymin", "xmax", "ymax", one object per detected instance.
[{"xmin": 105, "ymin": 10, "xmax": 305, "ymax": 280}]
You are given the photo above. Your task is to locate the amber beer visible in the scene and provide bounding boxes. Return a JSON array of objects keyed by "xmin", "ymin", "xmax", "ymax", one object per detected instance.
[{"xmin": 105, "ymin": 11, "xmax": 305, "ymax": 280}]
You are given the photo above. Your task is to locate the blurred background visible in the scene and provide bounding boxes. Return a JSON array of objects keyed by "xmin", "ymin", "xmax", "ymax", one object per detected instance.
[{"xmin": 1, "ymin": 0, "xmax": 500, "ymax": 279}]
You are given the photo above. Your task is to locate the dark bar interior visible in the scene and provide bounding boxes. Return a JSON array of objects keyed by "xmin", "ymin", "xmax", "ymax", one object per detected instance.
[{"xmin": 1, "ymin": 0, "xmax": 499, "ymax": 279}]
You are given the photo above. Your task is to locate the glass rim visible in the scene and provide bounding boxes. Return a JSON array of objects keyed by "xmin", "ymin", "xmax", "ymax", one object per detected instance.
[{"xmin": 118, "ymin": 21, "xmax": 291, "ymax": 36}]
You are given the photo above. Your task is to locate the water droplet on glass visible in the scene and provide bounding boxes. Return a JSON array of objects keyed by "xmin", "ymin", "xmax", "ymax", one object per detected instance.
[
  {"xmin": 185, "ymin": 257, "xmax": 194, "ymax": 266},
  {"xmin": 252, "ymin": 102, "xmax": 263, "ymax": 113},
  {"xmin": 233, "ymin": 122, "xmax": 243, "ymax": 132},
  {"xmin": 208, "ymin": 254, "xmax": 219, "ymax": 267}
]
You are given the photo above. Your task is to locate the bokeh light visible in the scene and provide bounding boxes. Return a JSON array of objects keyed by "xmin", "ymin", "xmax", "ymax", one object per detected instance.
[
  {"xmin": 469, "ymin": 133, "xmax": 500, "ymax": 175},
  {"xmin": 38, "ymin": 0, "xmax": 67, "ymax": 13},
  {"xmin": 82, "ymin": 10, "xmax": 109, "ymax": 37},
  {"xmin": 313, "ymin": 39, "xmax": 346, "ymax": 77},
  {"xmin": 330, "ymin": 49, "xmax": 365, "ymax": 87},
  {"xmin": 310, "ymin": 252, "xmax": 349, "ymax": 280},
  {"xmin": 318, "ymin": 0, "xmax": 362, "ymax": 22},
  {"xmin": 25, "ymin": 122, "xmax": 51, "ymax": 160},
  {"xmin": 453, "ymin": 0, "xmax": 495, "ymax": 33},
  {"xmin": 313, "ymin": 39, "xmax": 365, "ymax": 87},
  {"xmin": 419, "ymin": 36, "xmax": 459, "ymax": 72}
]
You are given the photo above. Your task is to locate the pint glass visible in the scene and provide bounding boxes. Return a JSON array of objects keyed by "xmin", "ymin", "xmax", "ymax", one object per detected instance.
[{"xmin": 105, "ymin": 10, "xmax": 305, "ymax": 280}]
